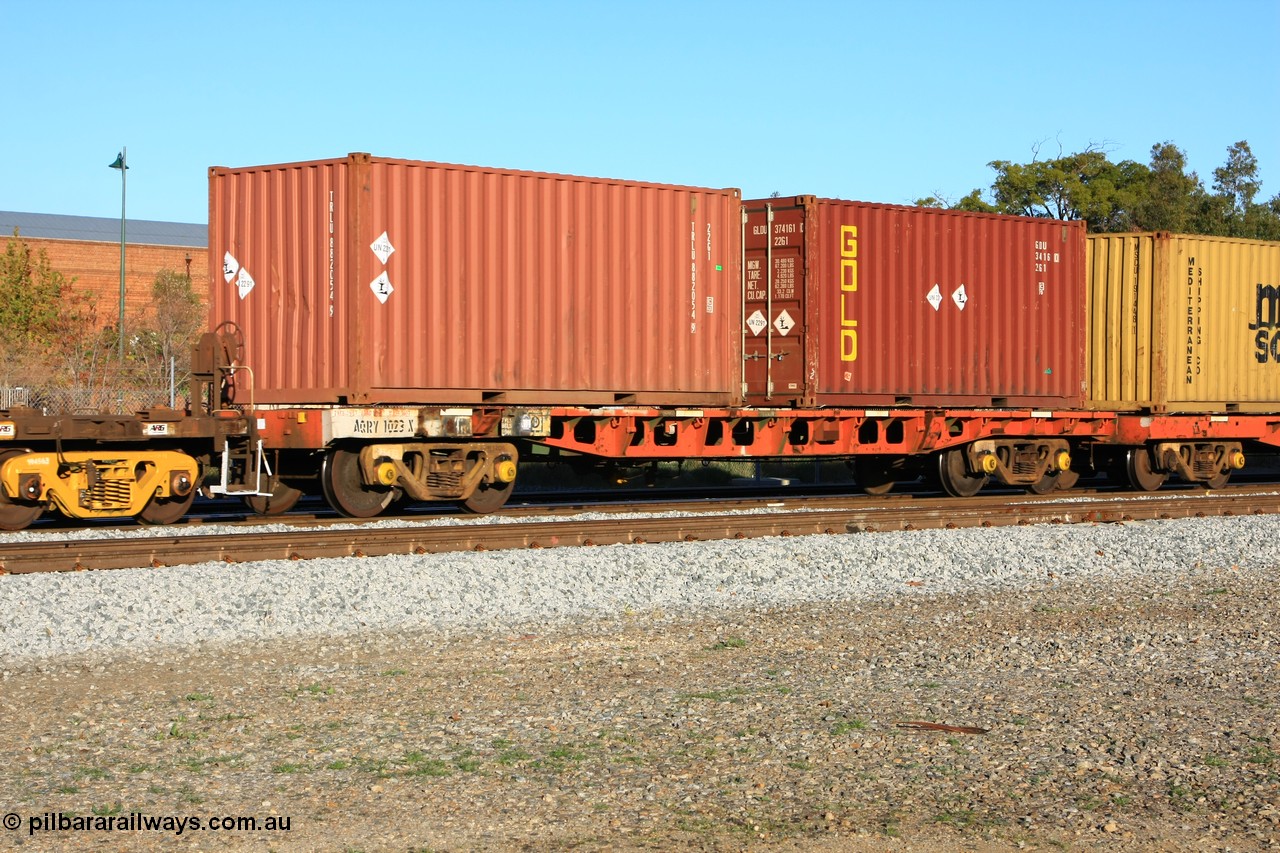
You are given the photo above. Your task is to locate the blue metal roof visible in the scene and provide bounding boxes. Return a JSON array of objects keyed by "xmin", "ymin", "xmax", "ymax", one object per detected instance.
[{"xmin": 0, "ymin": 211, "xmax": 206, "ymax": 248}]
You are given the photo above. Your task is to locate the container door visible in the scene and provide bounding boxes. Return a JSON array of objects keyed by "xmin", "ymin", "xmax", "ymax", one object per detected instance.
[{"xmin": 743, "ymin": 203, "xmax": 807, "ymax": 404}]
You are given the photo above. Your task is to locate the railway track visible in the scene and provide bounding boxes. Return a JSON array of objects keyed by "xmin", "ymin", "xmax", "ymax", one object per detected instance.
[{"xmin": 3, "ymin": 486, "xmax": 1276, "ymax": 575}]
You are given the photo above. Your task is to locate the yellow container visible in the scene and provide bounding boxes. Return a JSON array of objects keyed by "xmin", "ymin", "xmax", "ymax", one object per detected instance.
[{"xmin": 1086, "ymin": 232, "xmax": 1280, "ymax": 412}]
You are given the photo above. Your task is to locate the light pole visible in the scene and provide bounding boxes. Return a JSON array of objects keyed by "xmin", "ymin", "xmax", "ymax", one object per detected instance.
[{"xmin": 109, "ymin": 148, "xmax": 128, "ymax": 363}]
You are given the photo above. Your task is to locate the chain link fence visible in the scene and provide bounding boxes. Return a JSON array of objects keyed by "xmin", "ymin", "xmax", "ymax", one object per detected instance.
[{"xmin": 2, "ymin": 363, "xmax": 187, "ymax": 415}]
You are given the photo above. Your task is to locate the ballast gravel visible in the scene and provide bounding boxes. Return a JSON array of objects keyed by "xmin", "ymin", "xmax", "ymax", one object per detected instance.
[{"xmin": 0, "ymin": 514, "xmax": 1274, "ymax": 661}]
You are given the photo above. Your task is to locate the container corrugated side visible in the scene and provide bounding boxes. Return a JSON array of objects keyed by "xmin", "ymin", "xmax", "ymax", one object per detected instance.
[
  {"xmin": 742, "ymin": 197, "xmax": 1086, "ymax": 408},
  {"xmin": 209, "ymin": 157, "xmax": 352, "ymax": 401},
  {"xmin": 1086, "ymin": 232, "xmax": 1280, "ymax": 411},
  {"xmin": 209, "ymin": 154, "xmax": 742, "ymax": 406}
]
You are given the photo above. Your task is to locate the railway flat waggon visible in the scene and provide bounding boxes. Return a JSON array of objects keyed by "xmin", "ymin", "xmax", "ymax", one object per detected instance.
[
  {"xmin": 1086, "ymin": 232, "xmax": 1280, "ymax": 488},
  {"xmin": 203, "ymin": 156, "xmax": 1280, "ymax": 516},
  {"xmin": 207, "ymin": 154, "xmax": 742, "ymax": 513}
]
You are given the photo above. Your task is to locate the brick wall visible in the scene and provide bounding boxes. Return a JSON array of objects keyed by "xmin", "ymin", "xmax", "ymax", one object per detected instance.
[{"xmin": 13, "ymin": 236, "xmax": 209, "ymax": 330}]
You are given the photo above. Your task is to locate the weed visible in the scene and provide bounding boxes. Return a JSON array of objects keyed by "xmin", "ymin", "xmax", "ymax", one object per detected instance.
[
  {"xmin": 1247, "ymin": 745, "xmax": 1276, "ymax": 765},
  {"xmin": 934, "ymin": 809, "xmax": 978, "ymax": 827},
  {"xmin": 401, "ymin": 753, "xmax": 451, "ymax": 777},
  {"xmin": 166, "ymin": 720, "xmax": 197, "ymax": 742},
  {"xmin": 708, "ymin": 637, "xmax": 747, "ymax": 650},
  {"xmin": 184, "ymin": 692, "xmax": 214, "ymax": 702},
  {"xmin": 72, "ymin": 766, "xmax": 109, "ymax": 781},
  {"xmin": 496, "ymin": 749, "xmax": 532, "ymax": 766},
  {"xmin": 682, "ymin": 689, "xmax": 745, "ymax": 702},
  {"xmin": 831, "ymin": 719, "xmax": 867, "ymax": 736},
  {"xmin": 182, "ymin": 753, "xmax": 244, "ymax": 772}
]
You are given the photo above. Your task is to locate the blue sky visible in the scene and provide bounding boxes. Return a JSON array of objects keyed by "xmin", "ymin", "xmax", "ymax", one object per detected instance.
[{"xmin": 4, "ymin": 0, "xmax": 1277, "ymax": 224}]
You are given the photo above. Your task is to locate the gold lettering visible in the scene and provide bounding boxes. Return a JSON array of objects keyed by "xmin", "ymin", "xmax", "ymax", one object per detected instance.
[{"xmin": 839, "ymin": 225, "xmax": 859, "ymax": 362}]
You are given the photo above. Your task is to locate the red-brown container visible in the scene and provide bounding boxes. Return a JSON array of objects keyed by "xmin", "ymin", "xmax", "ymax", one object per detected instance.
[
  {"xmin": 208, "ymin": 154, "xmax": 742, "ymax": 406},
  {"xmin": 741, "ymin": 197, "xmax": 1087, "ymax": 408}
]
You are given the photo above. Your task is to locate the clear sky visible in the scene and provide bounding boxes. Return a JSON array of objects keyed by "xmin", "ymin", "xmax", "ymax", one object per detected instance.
[{"xmin": 3, "ymin": 0, "xmax": 1277, "ymax": 225}]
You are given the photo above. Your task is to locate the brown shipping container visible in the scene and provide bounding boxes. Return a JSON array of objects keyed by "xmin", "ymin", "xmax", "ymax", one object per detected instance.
[
  {"xmin": 1086, "ymin": 232, "xmax": 1280, "ymax": 412},
  {"xmin": 742, "ymin": 197, "xmax": 1086, "ymax": 408},
  {"xmin": 208, "ymin": 154, "xmax": 742, "ymax": 406}
]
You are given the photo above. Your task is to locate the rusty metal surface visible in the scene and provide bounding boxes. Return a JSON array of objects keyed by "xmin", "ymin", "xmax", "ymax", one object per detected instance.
[
  {"xmin": 1086, "ymin": 232, "xmax": 1280, "ymax": 411},
  {"xmin": 742, "ymin": 197, "xmax": 1086, "ymax": 408},
  {"xmin": 3, "ymin": 488, "xmax": 1275, "ymax": 574},
  {"xmin": 208, "ymin": 154, "xmax": 742, "ymax": 407}
]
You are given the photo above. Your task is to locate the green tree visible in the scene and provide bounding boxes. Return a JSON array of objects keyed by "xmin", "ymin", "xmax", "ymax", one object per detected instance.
[
  {"xmin": 0, "ymin": 230, "xmax": 74, "ymax": 385},
  {"xmin": 984, "ymin": 147, "xmax": 1146, "ymax": 230},
  {"xmin": 0, "ymin": 231, "xmax": 66, "ymax": 347},
  {"xmin": 131, "ymin": 269, "xmax": 205, "ymax": 403},
  {"xmin": 920, "ymin": 139, "xmax": 1280, "ymax": 238},
  {"xmin": 1132, "ymin": 142, "xmax": 1204, "ymax": 232}
]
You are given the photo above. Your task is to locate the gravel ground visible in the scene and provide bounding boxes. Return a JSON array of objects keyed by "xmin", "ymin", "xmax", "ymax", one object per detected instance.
[{"xmin": 0, "ymin": 516, "xmax": 1277, "ymax": 851}]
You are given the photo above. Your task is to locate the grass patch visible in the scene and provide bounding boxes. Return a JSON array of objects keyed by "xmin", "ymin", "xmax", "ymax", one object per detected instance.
[
  {"xmin": 681, "ymin": 688, "xmax": 746, "ymax": 702},
  {"xmin": 496, "ymin": 748, "xmax": 533, "ymax": 766},
  {"xmin": 400, "ymin": 752, "xmax": 451, "ymax": 777},
  {"xmin": 707, "ymin": 637, "xmax": 747, "ymax": 651},
  {"xmin": 182, "ymin": 753, "xmax": 244, "ymax": 772},
  {"xmin": 831, "ymin": 719, "xmax": 867, "ymax": 736},
  {"xmin": 72, "ymin": 766, "xmax": 109, "ymax": 781},
  {"xmin": 934, "ymin": 809, "xmax": 978, "ymax": 827}
]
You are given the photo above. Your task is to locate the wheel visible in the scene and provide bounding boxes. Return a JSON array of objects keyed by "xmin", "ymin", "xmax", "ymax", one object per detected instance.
[
  {"xmin": 937, "ymin": 448, "xmax": 986, "ymax": 498},
  {"xmin": 321, "ymin": 447, "xmax": 400, "ymax": 518},
  {"xmin": 1125, "ymin": 446, "xmax": 1167, "ymax": 492},
  {"xmin": 853, "ymin": 455, "xmax": 905, "ymax": 496},
  {"xmin": 244, "ymin": 478, "xmax": 304, "ymax": 516},
  {"xmin": 1205, "ymin": 470, "xmax": 1231, "ymax": 490},
  {"xmin": 1054, "ymin": 469, "xmax": 1080, "ymax": 491},
  {"xmin": 138, "ymin": 487, "xmax": 197, "ymax": 525},
  {"xmin": 461, "ymin": 452, "xmax": 517, "ymax": 514},
  {"xmin": 0, "ymin": 450, "xmax": 43, "ymax": 531},
  {"xmin": 1027, "ymin": 472, "xmax": 1060, "ymax": 495},
  {"xmin": 461, "ymin": 479, "xmax": 514, "ymax": 514}
]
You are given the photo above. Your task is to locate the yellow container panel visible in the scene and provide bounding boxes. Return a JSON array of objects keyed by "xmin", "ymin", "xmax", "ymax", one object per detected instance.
[{"xmin": 1087, "ymin": 233, "xmax": 1280, "ymax": 411}]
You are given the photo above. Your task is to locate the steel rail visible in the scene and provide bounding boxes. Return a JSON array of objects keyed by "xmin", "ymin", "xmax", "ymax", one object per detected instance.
[{"xmin": 2, "ymin": 488, "xmax": 1276, "ymax": 575}]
